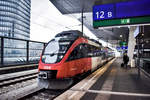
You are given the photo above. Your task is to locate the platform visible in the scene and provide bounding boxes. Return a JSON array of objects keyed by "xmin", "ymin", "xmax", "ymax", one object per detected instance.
[
  {"xmin": 55, "ymin": 58, "xmax": 150, "ymax": 100},
  {"xmin": 0, "ymin": 64, "xmax": 38, "ymax": 75}
]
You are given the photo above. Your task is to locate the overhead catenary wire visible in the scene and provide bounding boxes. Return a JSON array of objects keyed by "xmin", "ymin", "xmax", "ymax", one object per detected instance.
[
  {"xmin": 32, "ymin": 12, "xmax": 68, "ymax": 27},
  {"xmin": 31, "ymin": 0, "xmax": 87, "ymax": 32},
  {"xmin": 31, "ymin": 21, "xmax": 56, "ymax": 31},
  {"xmin": 31, "ymin": 12, "xmax": 78, "ymax": 30}
]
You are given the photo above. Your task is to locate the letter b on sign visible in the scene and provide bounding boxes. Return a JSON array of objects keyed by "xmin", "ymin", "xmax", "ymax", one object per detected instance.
[{"xmin": 108, "ymin": 12, "xmax": 112, "ymax": 18}]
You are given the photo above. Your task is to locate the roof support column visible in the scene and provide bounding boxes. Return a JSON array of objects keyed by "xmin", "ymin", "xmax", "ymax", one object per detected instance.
[
  {"xmin": 127, "ymin": 26, "xmax": 137, "ymax": 67},
  {"xmin": 81, "ymin": 8, "xmax": 84, "ymax": 35}
]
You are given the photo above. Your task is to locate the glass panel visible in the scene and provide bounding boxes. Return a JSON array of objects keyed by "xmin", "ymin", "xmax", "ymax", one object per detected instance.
[
  {"xmin": 4, "ymin": 39, "xmax": 26, "ymax": 48},
  {"xmin": 3, "ymin": 38, "xmax": 27, "ymax": 65},
  {"xmin": 29, "ymin": 42, "xmax": 44, "ymax": 62},
  {"xmin": 0, "ymin": 37, "xmax": 1, "ymax": 65},
  {"xmin": 29, "ymin": 42, "xmax": 43, "ymax": 49}
]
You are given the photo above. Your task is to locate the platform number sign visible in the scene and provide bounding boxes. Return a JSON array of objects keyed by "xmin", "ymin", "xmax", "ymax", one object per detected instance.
[
  {"xmin": 93, "ymin": 0, "xmax": 150, "ymax": 28},
  {"xmin": 96, "ymin": 11, "xmax": 113, "ymax": 19},
  {"xmin": 93, "ymin": 4, "xmax": 115, "ymax": 21}
]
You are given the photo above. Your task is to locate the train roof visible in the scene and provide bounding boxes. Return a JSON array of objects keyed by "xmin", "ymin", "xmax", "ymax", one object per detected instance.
[
  {"xmin": 55, "ymin": 30, "xmax": 83, "ymax": 37},
  {"xmin": 88, "ymin": 39, "xmax": 102, "ymax": 46},
  {"xmin": 55, "ymin": 30, "xmax": 102, "ymax": 46}
]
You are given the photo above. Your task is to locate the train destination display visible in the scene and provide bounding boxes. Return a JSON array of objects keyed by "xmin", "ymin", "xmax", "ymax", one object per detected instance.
[{"xmin": 93, "ymin": 0, "xmax": 150, "ymax": 28}]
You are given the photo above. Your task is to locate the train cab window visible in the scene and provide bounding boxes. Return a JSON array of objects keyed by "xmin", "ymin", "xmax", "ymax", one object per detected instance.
[
  {"xmin": 42, "ymin": 37, "xmax": 73, "ymax": 64},
  {"xmin": 42, "ymin": 39, "xmax": 59, "ymax": 64}
]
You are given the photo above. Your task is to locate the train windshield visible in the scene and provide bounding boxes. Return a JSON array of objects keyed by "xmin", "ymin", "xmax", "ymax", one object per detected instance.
[{"xmin": 42, "ymin": 36, "xmax": 75, "ymax": 64}]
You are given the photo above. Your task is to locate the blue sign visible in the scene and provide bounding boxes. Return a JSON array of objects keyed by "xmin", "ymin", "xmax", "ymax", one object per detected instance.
[
  {"xmin": 116, "ymin": 0, "xmax": 150, "ymax": 18},
  {"xmin": 116, "ymin": 46, "xmax": 121, "ymax": 50},
  {"xmin": 93, "ymin": 4, "xmax": 115, "ymax": 21},
  {"xmin": 116, "ymin": 46, "xmax": 128, "ymax": 50},
  {"xmin": 93, "ymin": 0, "xmax": 150, "ymax": 21},
  {"xmin": 121, "ymin": 46, "xmax": 128, "ymax": 50}
]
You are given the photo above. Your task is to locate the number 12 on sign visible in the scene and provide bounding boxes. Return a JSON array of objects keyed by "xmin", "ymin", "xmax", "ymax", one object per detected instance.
[
  {"xmin": 96, "ymin": 11, "xmax": 113, "ymax": 19},
  {"xmin": 93, "ymin": 4, "xmax": 115, "ymax": 21}
]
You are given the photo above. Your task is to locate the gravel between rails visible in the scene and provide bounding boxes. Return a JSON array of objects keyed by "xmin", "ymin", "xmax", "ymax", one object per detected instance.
[
  {"xmin": 0, "ymin": 74, "xmax": 37, "ymax": 87},
  {"xmin": 0, "ymin": 79, "xmax": 37, "ymax": 95},
  {"xmin": 22, "ymin": 89, "xmax": 65, "ymax": 100},
  {"xmin": 0, "ymin": 82, "xmax": 43, "ymax": 100}
]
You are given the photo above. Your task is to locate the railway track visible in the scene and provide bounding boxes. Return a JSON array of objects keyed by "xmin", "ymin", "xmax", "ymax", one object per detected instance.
[
  {"xmin": 0, "ymin": 69, "xmax": 38, "ymax": 87},
  {"xmin": 21, "ymin": 88, "xmax": 64, "ymax": 100},
  {"xmin": 0, "ymin": 83, "xmax": 42, "ymax": 100},
  {"xmin": 0, "ymin": 69, "xmax": 39, "ymax": 99},
  {"xmin": 0, "ymin": 69, "xmax": 63, "ymax": 100},
  {"xmin": 0, "ymin": 74, "xmax": 37, "ymax": 87},
  {"xmin": 19, "ymin": 72, "xmax": 92, "ymax": 100},
  {"xmin": 0, "ymin": 59, "xmax": 113, "ymax": 100},
  {"xmin": 0, "ymin": 71, "xmax": 97, "ymax": 100},
  {"xmin": 0, "ymin": 73, "xmax": 82, "ymax": 100},
  {"xmin": 0, "ymin": 82, "xmax": 64, "ymax": 100}
]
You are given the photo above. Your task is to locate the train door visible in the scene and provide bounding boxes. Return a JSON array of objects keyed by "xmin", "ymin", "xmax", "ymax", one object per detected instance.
[
  {"xmin": 83, "ymin": 44, "xmax": 91, "ymax": 72},
  {"xmin": 70, "ymin": 44, "xmax": 85, "ymax": 74},
  {"xmin": 66, "ymin": 48, "xmax": 78, "ymax": 76},
  {"xmin": 75, "ymin": 44, "xmax": 87, "ymax": 73},
  {"xmin": 67, "ymin": 44, "xmax": 91, "ymax": 76}
]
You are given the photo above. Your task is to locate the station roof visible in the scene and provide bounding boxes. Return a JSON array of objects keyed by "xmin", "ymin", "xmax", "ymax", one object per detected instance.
[
  {"xmin": 49, "ymin": 0, "xmax": 137, "ymax": 45},
  {"xmin": 50, "ymin": 0, "xmax": 132, "ymax": 14}
]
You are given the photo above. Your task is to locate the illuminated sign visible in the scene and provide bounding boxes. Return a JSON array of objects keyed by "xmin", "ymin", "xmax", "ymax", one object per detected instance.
[
  {"xmin": 119, "ymin": 41, "xmax": 127, "ymax": 47},
  {"xmin": 93, "ymin": 4, "xmax": 115, "ymax": 21},
  {"xmin": 93, "ymin": 0, "xmax": 150, "ymax": 28}
]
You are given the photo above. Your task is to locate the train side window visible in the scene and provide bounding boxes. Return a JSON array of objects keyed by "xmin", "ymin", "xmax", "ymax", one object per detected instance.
[
  {"xmin": 76, "ymin": 44, "xmax": 87, "ymax": 59},
  {"xmin": 68, "ymin": 48, "xmax": 78, "ymax": 61},
  {"xmin": 67, "ymin": 45, "xmax": 80, "ymax": 61},
  {"xmin": 67, "ymin": 43, "xmax": 102, "ymax": 61},
  {"xmin": 87, "ymin": 45, "xmax": 93, "ymax": 57},
  {"xmin": 67, "ymin": 44, "xmax": 85, "ymax": 61},
  {"xmin": 82, "ymin": 44, "xmax": 88, "ymax": 58}
]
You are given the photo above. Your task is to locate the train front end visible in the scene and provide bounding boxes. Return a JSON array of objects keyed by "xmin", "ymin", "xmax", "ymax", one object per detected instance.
[{"xmin": 38, "ymin": 33, "xmax": 77, "ymax": 89}]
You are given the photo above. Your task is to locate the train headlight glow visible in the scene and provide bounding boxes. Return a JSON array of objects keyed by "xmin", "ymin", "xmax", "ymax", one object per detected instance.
[
  {"xmin": 42, "ymin": 55, "xmax": 46, "ymax": 62},
  {"xmin": 59, "ymin": 55, "xmax": 63, "ymax": 59}
]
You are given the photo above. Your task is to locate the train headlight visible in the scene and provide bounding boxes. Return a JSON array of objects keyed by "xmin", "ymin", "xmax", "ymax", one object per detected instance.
[
  {"xmin": 42, "ymin": 55, "xmax": 46, "ymax": 62},
  {"xmin": 59, "ymin": 55, "xmax": 63, "ymax": 59}
]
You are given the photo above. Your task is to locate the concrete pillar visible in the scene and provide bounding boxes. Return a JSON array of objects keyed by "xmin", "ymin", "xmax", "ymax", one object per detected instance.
[{"xmin": 127, "ymin": 26, "xmax": 137, "ymax": 67}]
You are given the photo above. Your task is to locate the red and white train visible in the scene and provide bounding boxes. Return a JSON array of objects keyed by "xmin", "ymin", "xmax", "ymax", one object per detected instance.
[{"xmin": 38, "ymin": 30, "xmax": 114, "ymax": 89}]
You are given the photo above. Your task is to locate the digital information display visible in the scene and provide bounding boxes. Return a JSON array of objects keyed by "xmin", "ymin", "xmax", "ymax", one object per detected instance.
[{"xmin": 93, "ymin": 0, "xmax": 150, "ymax": 28}]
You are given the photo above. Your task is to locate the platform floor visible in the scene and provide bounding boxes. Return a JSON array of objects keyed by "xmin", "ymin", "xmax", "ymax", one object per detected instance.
[{"xmin": 55, "ymin": 58, "xmax": 150, "ymax": 100}]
